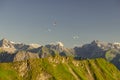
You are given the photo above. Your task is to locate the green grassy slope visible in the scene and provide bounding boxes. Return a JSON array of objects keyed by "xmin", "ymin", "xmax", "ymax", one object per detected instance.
[{"xmin": 0, "ymin": 57, "xmax": 120, "ymax": 80}]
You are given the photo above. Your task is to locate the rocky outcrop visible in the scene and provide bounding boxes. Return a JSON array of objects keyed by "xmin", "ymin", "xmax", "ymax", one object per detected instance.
[
  {"xmin": 45, "ymin": 42, "xmax": 64, "ymax": 53},
  {"xmin": 74, "ymin": 40, "xmax": 120, "ymax": 69},
  {"xmin": 0, "ymin": 39, "xmax": 16, "ymax": 53},
  {"xmin": 0, "ymin": 38, "xmax": 120, "ymax": 70},
  {"xmin": 0, "ymin": 39, "xmax": 41, "ymax": 53},
  {"xmin": 0, "ymin": 58, "xmax": 120, "ymax": 80},
  {"xmin": 14, "ymin": 51, "xmax": 39, "ymax": 62},
  {"xmin": 74, "ymin": 40, "xmax": 120, "ymax": 58}
]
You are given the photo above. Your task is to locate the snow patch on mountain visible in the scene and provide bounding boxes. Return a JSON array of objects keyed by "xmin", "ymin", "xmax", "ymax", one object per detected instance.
[
  {"xmin": 57, "ymin": 42, "xmax": 64, "ymax": 47},
  {"xmin": 29, "ymin": 44, "xmax": 41, "ymax": 48}
]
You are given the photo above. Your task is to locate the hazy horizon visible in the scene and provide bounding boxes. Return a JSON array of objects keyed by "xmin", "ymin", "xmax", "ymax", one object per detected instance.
[{"xmin": 0, "ymin": 0, "xmax": 120, "ymax": 47}]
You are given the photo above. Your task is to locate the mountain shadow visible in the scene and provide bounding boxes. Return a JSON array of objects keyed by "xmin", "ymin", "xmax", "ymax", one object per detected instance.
[
  {"xmin": 111, "ymin": 54, "xmax": 120, "ymax": 69},
  {"xmin": 0, "ymin": 52, "xmax": 15, "ymax": 62}
]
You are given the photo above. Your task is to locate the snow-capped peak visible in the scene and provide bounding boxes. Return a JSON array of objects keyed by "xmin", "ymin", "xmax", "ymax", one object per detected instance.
[
  {"xmin": 114, "ymin": 42, "xmax": 120, "ymax": 45},
  {"xmin": 10, "ymin": 41, "xmax": 15, "ymax": 44},
  {"xmin": 29, "ymin": 44, "xmax": 41, "ymax": 48},
  {"xmin": 57, "ymin": 42, "xmax": 64, "ymax": 47}
]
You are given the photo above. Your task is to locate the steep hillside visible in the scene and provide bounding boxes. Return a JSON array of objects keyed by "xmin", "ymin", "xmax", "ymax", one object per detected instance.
[
  {"xmin": 0, "ymin": 57, "xmax": 120, "ymax": 80},
  {"xmin": 74, "ymin": 40, "xmax": 120, "ymax": 69}
]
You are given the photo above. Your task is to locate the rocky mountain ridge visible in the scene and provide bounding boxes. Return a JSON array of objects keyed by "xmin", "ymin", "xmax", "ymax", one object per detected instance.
[
  {"xmin": 0, "ymin": 39, "xmax": 120, "ymax": 80},
  {"xmin": 74, "ymin": 40, "xmax": 120, "ymax": 69},
  {"xmin": 0, "ymin": 57, "xmax": 120, "ymax": 80},
  {"xmin": 0, "ymin": 39, "xmax": 41, "ymax": 53},
  {"xmin": 0, "ymin": 39, "xmax": 73, "ymax": 62},
  {"xmin": 0, "ymin": 39, "xmax": 120, "ymax": 69}
]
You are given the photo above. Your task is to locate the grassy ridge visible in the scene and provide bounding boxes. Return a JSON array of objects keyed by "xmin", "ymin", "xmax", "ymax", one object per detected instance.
[{"xmin": 0, "ymin": 57, "xmax": 120, "ymax": 80}]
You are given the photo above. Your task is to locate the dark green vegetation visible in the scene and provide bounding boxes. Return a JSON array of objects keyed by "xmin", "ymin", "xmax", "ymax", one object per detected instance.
[{"xmin": 0, "ymin": 56, "xmax": 120, "ymax": 80}]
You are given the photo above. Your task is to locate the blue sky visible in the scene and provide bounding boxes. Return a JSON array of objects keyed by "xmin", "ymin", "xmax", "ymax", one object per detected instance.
[{"xmin": 0, "ymin": 0, "xmax": 120, "ymax": 47}]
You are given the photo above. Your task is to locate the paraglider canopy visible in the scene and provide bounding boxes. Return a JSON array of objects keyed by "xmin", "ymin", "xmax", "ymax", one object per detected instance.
[{"xmin": 53, "ymin": 21, "xmax": 56, "ymax": 27}]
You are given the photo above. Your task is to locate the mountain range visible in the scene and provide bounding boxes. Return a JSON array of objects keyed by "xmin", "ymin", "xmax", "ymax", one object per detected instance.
[
  {"xmin": 0, "ymin": 39, "xmax": 120, "ymax": 69},
  {"xmin": 0, "ymin": 39, "xmax": 74, "ymax": 62},
  {"xmin": 0, "ymin": 38, "xmax": 120, "ymax": 80},
  {"xmin": 74, "ymin": 40, "xmax": 120, "ymax": 69}
]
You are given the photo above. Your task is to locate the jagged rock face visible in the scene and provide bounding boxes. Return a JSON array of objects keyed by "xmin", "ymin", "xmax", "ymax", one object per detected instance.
[
  {"xmin": 14, "ymin": 51, "xmax": 39, "ymax": 62},
  {"xmin": 91, "ymin": 40, "xmax": 120, "ymax": 50},
  {"xmin": 74, "ymin": 40, "xmax": 120, "ymax": 69},
  {"xmin": 0, "ymin": 39, "xmax": 41, "ymax": 53},
  {"xmin": 0, "ymin": 51, "xmax": 39, "ymax": 62},
  {"xmin": 44, "ymin": 43, "xmax": 74, "ymax": 57},
  {"xmin": 74, "ymin": 40, "xmax": 120, "ymax": 58},
  {"xmin": 0, "ymin": 39, "xmax": 14, "ymax": 48},
  {"xmin": 38, "ymin": 46, "xmax": 55, "ymax": 58},
  {"xmin": 0, "ymin": 38, "xmax": 120, "ymax": 70},
  {"xmin": 0, "ymin": 39, "xmax": 16, "ymax": 53},
  {"xmin": 0, "ymin": 58, "xmax": 120, "ymax": 80},
  {"xmin": 45, "ymin": 42, "xmax": 64, "ymax": 53},
  {"xmin": 74, "ymin": 41, "xmax": 106, "ymax": 58},
  {"xmin": 0, "ymin": 39, "xmax": 73, "ymax": 62},
  {"xmin": 14, "ymin": 61, "xmax": 28, "ymax": 77},
  {"xmin": 14, "ymin": 43, "xmax": 28, "ymax": 50},
  {"xmin": 14, "ymin": 43, "xmax": 41, "ymax": 51}
]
